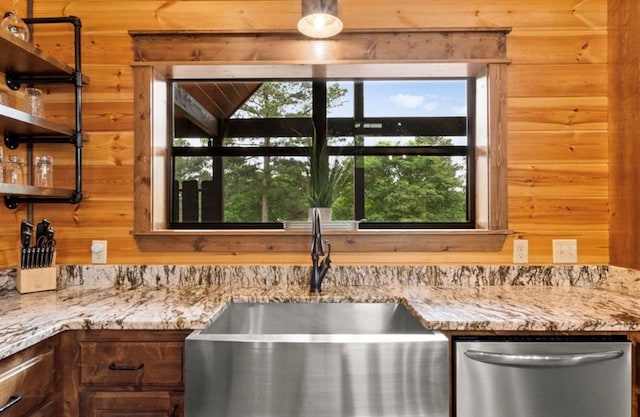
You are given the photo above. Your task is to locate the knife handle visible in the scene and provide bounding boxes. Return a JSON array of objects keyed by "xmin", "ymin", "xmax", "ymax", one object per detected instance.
[
  {"xmin": 20, "ymin": 247, "xmax": 27, "ymax": 269},
  {"xmin": 20, "ymin": 220, "xmax": 33, "ymax": 248}
]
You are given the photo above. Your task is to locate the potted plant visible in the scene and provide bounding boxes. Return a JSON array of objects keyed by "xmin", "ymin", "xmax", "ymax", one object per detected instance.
[{"xmin": 306, "ymin": 132, "xmax": 349, "ymax": 221}]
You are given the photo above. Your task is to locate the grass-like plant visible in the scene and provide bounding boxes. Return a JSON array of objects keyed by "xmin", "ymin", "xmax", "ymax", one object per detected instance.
[{"xmin": 307, "ymin": 132, "xmax": 349, "ymax": 208}]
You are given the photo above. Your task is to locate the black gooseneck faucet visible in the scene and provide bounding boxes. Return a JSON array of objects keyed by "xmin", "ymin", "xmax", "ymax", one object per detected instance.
[{"xmin": 310, "ymin": 208, "xmax": 332, "ymax": 293}]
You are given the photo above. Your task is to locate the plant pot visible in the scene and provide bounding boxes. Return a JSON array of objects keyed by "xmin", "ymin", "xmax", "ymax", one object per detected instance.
[{"xmin": 309, "ymin": 207, "xmax": 332, "ymax": 222}]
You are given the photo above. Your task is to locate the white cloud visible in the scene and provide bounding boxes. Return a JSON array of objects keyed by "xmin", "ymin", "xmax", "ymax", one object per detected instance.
[
  {"xmin": 424, "ymin": 102, "xmax": 440, "ymax": 111},
  {"xmin": 389, "ymin": 93, "xmax": 425, "ymax": 109}
]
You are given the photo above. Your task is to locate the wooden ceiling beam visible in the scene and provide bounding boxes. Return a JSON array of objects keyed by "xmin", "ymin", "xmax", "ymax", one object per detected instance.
[{"xmin": 173, "ymin": 84, "xmax": 218, "ymax": 137}]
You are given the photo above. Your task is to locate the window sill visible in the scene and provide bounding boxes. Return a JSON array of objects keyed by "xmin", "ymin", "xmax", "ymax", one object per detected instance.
[{"xmin": 133, "ymin": 229, "xmax": 510, "ymax": 253}]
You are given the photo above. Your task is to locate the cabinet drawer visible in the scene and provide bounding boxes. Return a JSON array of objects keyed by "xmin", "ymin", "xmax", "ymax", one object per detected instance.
[
  {"xmin": 80, "ymin": 342, "xmax": 183, "ymax": 386},
  {"xmin": 0, "ymin": 349, "xmax": 55, "ymax": 417},
  {"xmin": 80, "ymin": 391, "xmax": 183, "ymax": 417}
]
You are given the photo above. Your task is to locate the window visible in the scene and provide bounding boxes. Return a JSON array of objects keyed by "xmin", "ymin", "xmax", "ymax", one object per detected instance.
[
  {"xmin": 131, "ymin": 29, "xmax": 510, "ymax": 252},
  {"xmin": 171, "ymin": 79, "xmax": 474, "ymax": 229}
]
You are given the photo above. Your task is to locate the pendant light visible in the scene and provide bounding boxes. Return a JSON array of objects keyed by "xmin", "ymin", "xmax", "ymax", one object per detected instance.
[{"xmin": 297, "ymin": 0, "xmax": 343, "ymax": 39}]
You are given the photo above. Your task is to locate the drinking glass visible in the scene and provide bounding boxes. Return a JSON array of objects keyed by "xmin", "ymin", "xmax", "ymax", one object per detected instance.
[
  {"xmin": 5, "ymin": 155, "xmax": 24, "ymax": 185},
  {"xmin": 0, "ymin": 89, "xmax": 9, "ymax": 106},
  {"xmin": 0, "ymin": 11, "xmax": 30, "ymax": 42},
  {"xmin": 35, "ymin": 155, "xmax": 53, "ymax": 187},
  {"xmin": 24, "ymin": 87, "xmax": 44, "ymax": 118}
]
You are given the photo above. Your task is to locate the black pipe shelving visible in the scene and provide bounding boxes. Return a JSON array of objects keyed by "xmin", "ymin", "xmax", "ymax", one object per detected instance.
[{"xmin": 0, "ymin": 15, "xmax": 86, "ymax": 208}]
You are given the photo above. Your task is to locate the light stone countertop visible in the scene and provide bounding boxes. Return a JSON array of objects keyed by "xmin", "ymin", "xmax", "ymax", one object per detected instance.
[{"xmin": 2, "ymin": 281, "xmax": 640, "ymax": 361}]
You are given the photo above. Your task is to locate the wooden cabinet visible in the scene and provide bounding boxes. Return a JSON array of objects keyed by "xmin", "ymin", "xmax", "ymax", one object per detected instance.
[
  {"xmin": 75, "ymin": 330, "xmax": 190, "ymax": 417},
  {"xmin": 0, "ymin": 17, "xmax": 86, "ymax": 208},
  {"xmin": 23, "ymin": 400, "xmax": 57, "ymax": 417},
  {"xmin": 0, "ymin": 338, "xmax": 59, "ymax": 417}
]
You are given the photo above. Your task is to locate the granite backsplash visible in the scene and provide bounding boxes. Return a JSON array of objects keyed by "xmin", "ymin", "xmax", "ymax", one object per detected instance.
[{"xmin": 0, "ymin": 264, "xmax": 625, "ymax": 292}]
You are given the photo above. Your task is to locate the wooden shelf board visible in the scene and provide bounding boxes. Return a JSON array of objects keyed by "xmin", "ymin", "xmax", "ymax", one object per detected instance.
[
  {"xmin": 0, "ymin": 29, "xmax": 75, "ymax": 76},
  {"xmin": 0, "ymin": 104, "xmax": 74, "ymax": 136},
  {"xmin": 0, "ymin": 30, "xmax": 89, "ymax": 83},
  {"xmin": 0, "ymin": 183, "xmax": 75, "ymax": 198}
]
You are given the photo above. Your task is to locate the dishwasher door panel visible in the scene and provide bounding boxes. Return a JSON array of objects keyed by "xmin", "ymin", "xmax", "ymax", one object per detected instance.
[{"xmin": 455, "ymin": 340, "xmax": 631, "ymax": 417}]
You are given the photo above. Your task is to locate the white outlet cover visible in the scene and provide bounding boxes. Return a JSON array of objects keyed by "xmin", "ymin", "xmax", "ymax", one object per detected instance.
[
  {"xmin": 552, "ymin": 239, "xmax": 577, "ymax": 263},
  {"xmin": 513, "ymin": 239, "xmax": 528, "ymax": 264}
]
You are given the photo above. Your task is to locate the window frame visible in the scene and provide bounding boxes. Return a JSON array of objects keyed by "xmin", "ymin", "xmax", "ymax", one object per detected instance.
[
  {"xmin": 130, "ymin": 29, "xmax": 511, "ymax": 253},
  {"xmin": 169, "ymin": 78, "xmax": 476, "ymax": 229}
]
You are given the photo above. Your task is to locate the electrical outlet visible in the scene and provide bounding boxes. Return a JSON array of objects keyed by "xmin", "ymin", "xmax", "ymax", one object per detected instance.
[
  {"xmin": 91, "ymin": 240, "xmax": 107, "ymax": 264},
  {"xmin": 513, "ymin": 239, "xmax": 528, "ymax": 264},
  {"xmin": 552, "ymin": 239, "xmax": 577, "ymax": 263}
]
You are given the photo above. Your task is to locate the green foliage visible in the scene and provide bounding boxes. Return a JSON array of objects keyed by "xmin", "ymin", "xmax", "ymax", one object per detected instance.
[
  {"xmin": 307, "ymin": 130, "xmax": 351, "ymax": 208},
  {"xmin": 222, "ymin": 157, "xmax": 263, "ymax": 222},
  {"xmin": 238, "ymin": 82, "xmax": 312, "ymax": 118},
  {"xmin": 363, "ymin": 136, "xmax": 466, "ymax": 222}
]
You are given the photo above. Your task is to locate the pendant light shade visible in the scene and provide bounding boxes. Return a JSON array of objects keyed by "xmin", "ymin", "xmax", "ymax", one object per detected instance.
[{"xmin": 297, "ymin": 0, "xmax": 343, "ymax": 39}]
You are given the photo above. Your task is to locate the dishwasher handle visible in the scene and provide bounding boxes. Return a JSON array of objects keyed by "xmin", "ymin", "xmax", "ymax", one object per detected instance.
[{"xmin": 464, "ymin": 349, "xmax": 624, "ymax": 368}]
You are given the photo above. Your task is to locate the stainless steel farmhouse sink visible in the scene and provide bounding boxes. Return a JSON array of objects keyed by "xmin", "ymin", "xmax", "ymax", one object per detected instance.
[{"xmin": 185, "ymin": 302, "xmax": 449, "ymax": 417}]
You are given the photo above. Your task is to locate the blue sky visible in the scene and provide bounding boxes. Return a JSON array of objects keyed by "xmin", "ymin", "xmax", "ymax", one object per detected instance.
[{"xmin": 328, "ymin": 80, "xmax": 467, "ymax": 118}]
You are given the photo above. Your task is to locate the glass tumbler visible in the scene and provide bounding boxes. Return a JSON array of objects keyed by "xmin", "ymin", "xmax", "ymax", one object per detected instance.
[
  {"xmin": 5, "ymin": 155, "xmax": 24, "ymax": 185},
  {"xmin": 24, "ymin": 88, "xmax": 44, "ymax": 118},
  {"xmin": 0, "ymin": 89, "xmax": 9, "ymax": 106},
  {"xmin": 35, "ymin": 155, "xmax": 53, "ymax": 187}
]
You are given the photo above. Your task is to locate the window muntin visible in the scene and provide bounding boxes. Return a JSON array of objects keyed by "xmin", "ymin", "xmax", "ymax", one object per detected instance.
[{"xmin": 170, "ymin": 79, "xmax": 474, "ymax": 228}]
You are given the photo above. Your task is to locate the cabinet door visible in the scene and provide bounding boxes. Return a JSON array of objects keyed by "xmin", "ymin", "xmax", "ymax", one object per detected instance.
[
  {"xmin": 0, "ymin": 347, "xmax": 55, "ymax": 417},
  {"xmin": 80, "ymin": 391, "xmax": 182, "ymax": 417}
]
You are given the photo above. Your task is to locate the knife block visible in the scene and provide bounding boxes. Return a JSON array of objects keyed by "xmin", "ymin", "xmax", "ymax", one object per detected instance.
[{"xmin": 16, "ymin": 248, "xmax": 57, "ymax": 294}]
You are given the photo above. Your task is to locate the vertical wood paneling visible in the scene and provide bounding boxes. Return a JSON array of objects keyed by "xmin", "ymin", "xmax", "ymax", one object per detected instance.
[
  {"xmin": 487, "ymin": 64, "xmax": 509, "ymax": 231},
  {"xmin": 609, "ymin": 0, "xmax": 640, "ymax": 269},
  {"xmin": 0, "ymin": 0, "xmax": 610, "ymax": 266}
]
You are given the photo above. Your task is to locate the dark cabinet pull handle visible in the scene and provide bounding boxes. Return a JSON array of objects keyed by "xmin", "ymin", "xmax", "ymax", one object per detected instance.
[
  {"xmin": 170, "ymin": 404, "xmax": 178, "ymax": 417},
  {"xmin": 108, "ymin": 362, "xmax": 144, "ymax": 371},
  {"xmin": 0, "ymin": 395, "xmax": 22, "ymax": 413}
]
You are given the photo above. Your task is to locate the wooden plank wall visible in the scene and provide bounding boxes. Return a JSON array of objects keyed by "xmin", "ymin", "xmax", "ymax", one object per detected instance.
[
  {"xmin": 0, "ymin": 0, "xmax": 608, "ymax": 266},
  {"xmin": 609, "ymin": 0, "xmax": 640, "ymax": 270}
]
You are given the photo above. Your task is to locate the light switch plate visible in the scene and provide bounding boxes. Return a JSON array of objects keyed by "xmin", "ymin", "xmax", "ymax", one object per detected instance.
[{"xmin": 552, "ymin": 239, "xmax": 577, "ymax": 263}]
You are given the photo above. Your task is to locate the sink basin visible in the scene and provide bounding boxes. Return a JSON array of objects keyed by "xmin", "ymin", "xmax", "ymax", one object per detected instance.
[
  {"xmin": 186, "ymin": 303, "xmax": 448, "ymax": 417},
  {"xmin": 200, "ymin": 301, "xmax": 432, "ymax": 335}
]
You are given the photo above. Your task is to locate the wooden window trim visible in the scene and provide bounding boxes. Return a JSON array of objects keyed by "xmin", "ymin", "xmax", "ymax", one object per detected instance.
[{"xmin": 130, "ymin": 29, "xmax": 511, "ymax": 253}]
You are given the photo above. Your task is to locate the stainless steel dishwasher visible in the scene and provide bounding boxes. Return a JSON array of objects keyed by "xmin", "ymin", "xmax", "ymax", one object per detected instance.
[{"xmin": 454, "ymin": 335, "xmax": 631, "ymax": 417}]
